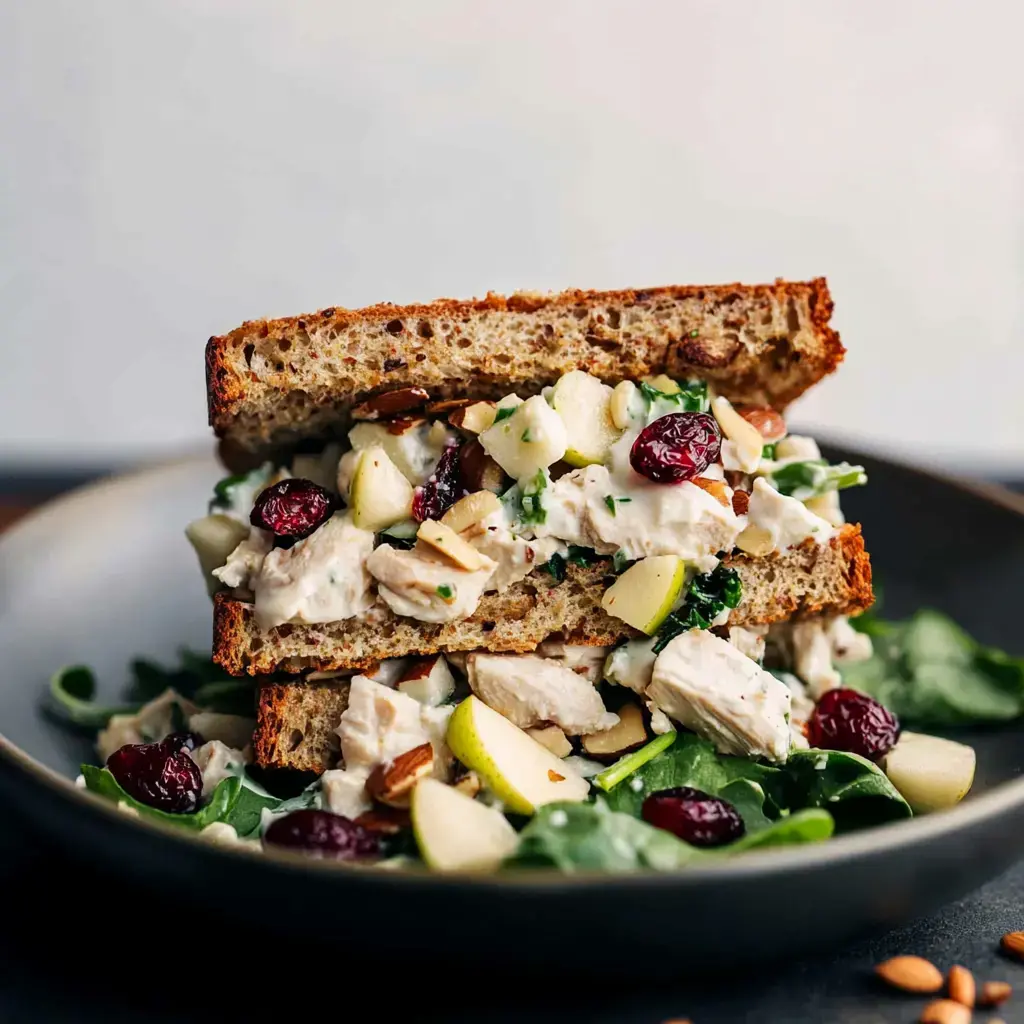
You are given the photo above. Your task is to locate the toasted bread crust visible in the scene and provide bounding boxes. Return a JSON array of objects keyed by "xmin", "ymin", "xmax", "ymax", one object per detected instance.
[
  {"xmin": 214, "ymin": 524, "xmax": 872, "ymax": 678},
  {"xmin": 207, "ymin": 278, "xmax": 842, "ymax": 456}
]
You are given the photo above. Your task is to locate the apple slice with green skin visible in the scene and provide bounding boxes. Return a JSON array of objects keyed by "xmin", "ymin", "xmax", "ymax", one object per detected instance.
[
  {"xmin": 185, "ymin": 515, "xmax": 251, "ymax": 596},
  {"xmin": 550, "ymin": 370, "xmax": 622, "ymax": 466},
  {"xmin": 601, "ymin": 556, "xmax": 685, "ymax": 634},
  {"xmin": 882, "ymin": 731, "xmax": 976, "ymax": 813},
  {"xmin": 446, "ymin": 696, "xmax": 591, "ymax": 814},
  {"xmin": 411, "ymin": 777, "xmax": 519, "ymax": 871},
  {"xmin": 349, "ymin": 446, "xmax": 414, "ymax": 532}
]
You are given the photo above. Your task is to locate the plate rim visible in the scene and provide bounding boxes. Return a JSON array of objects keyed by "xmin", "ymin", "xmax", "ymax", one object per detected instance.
[{"xmin": 2, "ymin": 448, "xmax": 1023, "ymax": 888}]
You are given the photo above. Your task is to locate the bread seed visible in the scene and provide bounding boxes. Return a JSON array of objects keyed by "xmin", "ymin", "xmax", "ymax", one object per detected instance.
[
  {"xmin": 918, "ymin": 999, "xmax": 971, "ymax": 1024},
  {"xmin": 875, "ymin": 955, "xmax": 944, "ymax": 993},
  {"xmin": 1000, "ymin": 931, "xmax": 1024, "ymax": 960},
  {"xmin": 948, "ymin": 965, "xmax": 975, "ymax": 1007},
  {"xmin": 979, "ymin": 980, "xmax": 1012, "ymax": 1007}
]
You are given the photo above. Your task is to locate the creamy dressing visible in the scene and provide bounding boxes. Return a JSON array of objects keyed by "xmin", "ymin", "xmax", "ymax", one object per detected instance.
[
  {"xmin": 466, "ymin": 653, "xmax": 619, "ymax": 735},
  {"xmin": 213, "ymin": 528, "xmax": 272, "ymax": 589},
  {"xmin": 647, "ymin": 629, "xmax": 792, "ymax": 762},
  {"xmin": 745, "ymin": 478, "xmax": 835, "ymax": 551},
  {"xmin": 604, "ymin": 638, "xmax": 658, "ymax": 694},
  {"xmin": 189, "ymin": 740, "xmax": 249, "ymax": 798},
  {"xmin": 471, "ymin": 509, "xmax": 565, "ymax": 592}
]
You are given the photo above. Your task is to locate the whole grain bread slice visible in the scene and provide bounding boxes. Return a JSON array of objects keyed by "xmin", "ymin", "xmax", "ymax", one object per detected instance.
[
  {"xmin": 215, "ymin": 524, "xmax": 871, "ymax": 678},
  {"xmin": 207, "ymin": 278, "xmax": 842, "ymax": 458}
]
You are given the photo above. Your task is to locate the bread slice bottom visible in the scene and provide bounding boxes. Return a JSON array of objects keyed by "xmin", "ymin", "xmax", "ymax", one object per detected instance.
[{"xmin": 213, "ymin": 524, "xmax": 872, "ymax": 678}]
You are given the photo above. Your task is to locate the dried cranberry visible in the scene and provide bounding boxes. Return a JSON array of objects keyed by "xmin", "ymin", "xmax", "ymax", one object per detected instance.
[
  {"xmin": 807, "ymin": 688, "xmax": 900, "ymax": 762},
  {"xmin": 106, "ymin": 742, "xmax": 202, "ymax": 814},
  {"xmin": 630, "ymin": 412, "xmax": 721, "ymax": 483},
  {"xmin": 641, "ymin": 786, "xmax": 745, "ymax": 847},
  {"xmin": 250, "ymin": 478, "xmax": 336, "ymax": 539},
  {"xmin": 160, "ymin": 731, "xmax": 204, "ymax": 754},
  {"xmin": 263, "ymin": 809, "xmax": 381, "ymax": 861},
  {"xmin": 412, "ymin": 442, "xmax": 464, "ymax": 522}
]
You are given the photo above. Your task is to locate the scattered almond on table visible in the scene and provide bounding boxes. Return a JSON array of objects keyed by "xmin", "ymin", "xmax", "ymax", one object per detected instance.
[
  {"xmin": 918, "ymin": 998, "xmax": 971, "ymax": 1024},
  {"xmin": 947, "ymin": 964, "xmax": 976, "ymax": 1008},
  {"xmin": 1000, "ymin": 931, "xmax": 1024, "ymax": 961},
  {"xmin": 876, "ymin": 955, "xmax": 945, "ymax": 993},
  {"xmin": 979, "ymin": 979, "xmax": 1012, "ymax": 1007}
]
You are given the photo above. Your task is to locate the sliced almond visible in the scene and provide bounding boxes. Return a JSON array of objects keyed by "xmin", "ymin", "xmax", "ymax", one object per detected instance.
[
  {"xmin": 449, "ymin": 400, "xmax": 498, "ymax": 434},
  {"xmin": 691, "ymin": 477, "xmax": 730, "ymax": 508},
  {"xmin": 354, "ymin": 806, "xmax": 412, "ymax": 834},
  {"xmin": 947, "ymin": 965, "xmax": 975, "ymax": 1008},
  {"xmin": 417, "ymin": 520, "xmax": 491, "ymax": 571},
  {"xmin": 1001, "ymin": 931, "xmax": 1024, "ymax": 960},
  {"xmin": 526, "ymin": 725, "xmax": 573, "ymax": 759},
  {"xmin": 731, "ymin": 489, "xmax": 750, "ymax": 516},
  {"xmin": 365, "ymin": 743, "xmax": 434, "ymax": 808},
  {"xmin": 352, "ymin": 386, "xmax": 430, "ymax": 420},
  {"xmin": 582, "ymin": 703, "xmax": 648, "ymax": 759},
  {"xmin": 918, "ymin": 999, "xmax": 970, "ymax": 1024},
  {"xmin": 459, "ymin": 439, "xmax": 507, "ymax": 493},
  {"xmin": 609, "ymin": 380, "xmax": 637, "ymax": 429},
  {"xmin": 735, "ymin": 524, "xmax": 774, "ymax": 556},
  {"xmin": 442, "ymin": 490, "xmax": 502, "ymax": 534},
  {"xmin": 875, "ymin": 956, "xmax": 944, "ymax": 994},
  {"xmin": 711, "ymin": 396, "xmax": 763, "ymax": 472},
  {"xmin": 736, "ymin": 405, "xmax": 787, "ymax": 441},
  {"xmin": 979, "ymin": 980, "xmax": 1012, "ymax": 1007},
  {"xmin": 426, "ymin": 398, "xmax": 472, "ymax": 415}
]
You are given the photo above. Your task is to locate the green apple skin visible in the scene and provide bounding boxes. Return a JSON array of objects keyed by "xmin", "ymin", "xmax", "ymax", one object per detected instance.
[
  {"xmin": 601, "ymin": 555, "xmax": 686, "ymax": 634},
  {"xmin": 446, "ymin": 696, "xmax": 590, "ymax": 815},
  {"xmin": 350, "ymin": 447, "xmax": 414, "ymax": 532},
  {"xmin": 410, "ymin": 777, "xmax": 519, "ymax": 871},
  {"xmin": 883, "ymin": 731, "xmax": 976, "ymax": 813},
  {"xmin": 550, "ymin": 370, "xmax": 621, "ymax": 467}
]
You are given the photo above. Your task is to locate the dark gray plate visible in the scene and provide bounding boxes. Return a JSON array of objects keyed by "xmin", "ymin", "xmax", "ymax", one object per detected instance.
[{"xmin": 1, "ymin": 449, "xmax": 1023, "ymax": 971}]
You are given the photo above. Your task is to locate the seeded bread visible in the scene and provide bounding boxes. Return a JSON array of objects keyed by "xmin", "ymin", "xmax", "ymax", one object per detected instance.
[
  {"xmin": 207, "ymin": 279, "xmax": 842, "ymax": 458},
  {"xmin": 253, "ymin": 677, "xmax": 347, "ymax": 772},
  {"xmin": 214, "ymin": 524, "xmax": 871, "ymax": 678}
]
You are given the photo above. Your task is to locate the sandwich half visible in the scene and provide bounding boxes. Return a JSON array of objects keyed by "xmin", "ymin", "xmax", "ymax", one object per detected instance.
[{"xmin": 186, "ymin": 277, "xmax": 873, "ymax": 786}]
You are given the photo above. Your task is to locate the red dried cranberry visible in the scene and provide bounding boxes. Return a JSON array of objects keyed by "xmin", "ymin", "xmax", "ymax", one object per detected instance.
[
  {"xmin": 160, "ymin": 731, "xmax": 204, "ymax": 754},
  {"xmin": 250, "ymin": 478, "xmax": 336, "ymax": 539},
  {"xmin": 263, "ymin": 809, "xmax": 381, "ymax": 860},
  {"xmin": 641, "ymin": 786, "xmax": 745, "ymax": 847},
  {"xmin": 106, "ymin": 742, "xmax": 202, "ymax": 814},
  {"xmin": 412, "ymin": 442, "xmax": 464, "ymax": 522},
  {"xmin": 630, "ymin": 412, "xmax": 721, "ymax": 483},
  {"xmin": 807, "ymin": 688, "xmax": 900, "ymax": 762}
]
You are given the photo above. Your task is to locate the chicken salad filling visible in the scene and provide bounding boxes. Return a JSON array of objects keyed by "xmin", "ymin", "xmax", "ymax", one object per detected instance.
[{"xmin": 188, "ymin": 370, "xmax": 867, "ymax": 634}]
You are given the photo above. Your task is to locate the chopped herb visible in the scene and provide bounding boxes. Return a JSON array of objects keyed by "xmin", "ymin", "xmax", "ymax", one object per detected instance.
[
  {"xmin": 604, "ymin": 495, "xmax": 617, "ymax": 516},
  {"xmin": 541, "ymin": 552, "xmax": 567, "ymax": 582},
  {"xmin": 436, "ymin": 584, "xmax": 454, "ymax": 601},
  {"xmin": 494, "ymin": 405, "xmax": 516, "ymax": 423},
  {"xmin": 612, "ymin": 549, "xmax": 633, "ymax": 574},
  {"xmin": 768, "ymin": 460, "xmax": 867, "ymax": 501},
  {"xmin": 519, "ymin": 470, "xmax": 548, "ymax": 525},
  {"xmin": 566, "ymin": 545, "xmax": 600, "ymax": 567},
  {"xmin": 639, "ymin": 379, "xmax": 709, "ymax": 414},
  {"xmin": 521, "ymin": 429, "xmax": 533, "ymax": 443},
  {"xmin": 653, "ymin": 566, "xmax": 743, "ymax": 653},
  {"xmin": 761, "ymin": 443, "xmax": 777, "ymax": 460}
]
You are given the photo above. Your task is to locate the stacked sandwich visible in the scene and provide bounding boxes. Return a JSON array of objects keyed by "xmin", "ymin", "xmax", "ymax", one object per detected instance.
[{"xmin": 187, "ymin": 278, "xmax": 874, "ymax": 861}]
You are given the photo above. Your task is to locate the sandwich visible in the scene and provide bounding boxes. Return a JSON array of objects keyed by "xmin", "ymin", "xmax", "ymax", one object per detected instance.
[{"xmin": 185, "ymin": 278, "xmax": 873, "ymax": 804}]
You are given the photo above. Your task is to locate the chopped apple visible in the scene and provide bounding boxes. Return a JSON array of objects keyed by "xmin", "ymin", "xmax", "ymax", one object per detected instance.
[
  {"xmin": 441, "ymin": 490, "xmax": 502, "ymax": 534},
  {"xmin": 396, "ymin": 655, "xmax": 456, "ymax": 706},
  {"xmin": 883, "ymin": 732, "xmax": 976, "ymax": 813},
  {"xmin": 550, "ymin": 370, "xmax": 622, "ymax": 467},
  {"xmin": 185, "ymin": 514, "xmax": 251, "ymax": 595},
  {"xmin": 446, "ymin": 696, "xmax": 590, "ymax": 814},
  {"xmin": 643, "ymin": 374, "xmax": 681, "ymax": 395},
  {"xmin": 349, "ymin": 447, "xmax": 414, "ymax": 532},
  {"xmin": 601, "ymin": 556, "xmax": 685, "ymax": 634},
  {"xmin": 416, "ymin": 520, "xmax": 491, "ymax": 571},
  {"xmin": 411, "ymin": 778, "xmax": 518, "ymax": 871},
  {"xmin": 581, "ymin": 702, "xmax": 648, "ymax": 759},
  {"xmin": 525, "ymin": 725, "xmax": 573, "ymax": 758},
  {"xmin": 348, "ymin": 420, "xmax": 443, "ymax": 484},
  {"xmin": 450, "ymin": 401, "xmax": 498, "ymax": 434},
  {"xmin": 479, "ymin": 395, "xmax": 567, "ymax": 481}
]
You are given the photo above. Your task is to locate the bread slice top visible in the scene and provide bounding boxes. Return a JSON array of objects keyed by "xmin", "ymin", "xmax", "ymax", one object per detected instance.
[
  {"xmin": 207, "ymin": 278, "xmax": 842, "ymax": 457},
  {"xmin": 213, "ymin": 523, "xmax": 871, "ymax": 678}
]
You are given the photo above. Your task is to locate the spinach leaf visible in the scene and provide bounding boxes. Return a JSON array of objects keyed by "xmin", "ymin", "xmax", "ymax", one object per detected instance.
[
  {"xmin": 653, "ymin": 566, "xmax": 742, "ymax": 653},
  {"xmin": 540, "ymin": 552, "xmax": 567, "ymax": 582},
  {"xmin": 48, "ymin": 666, "xmax": 141, "ymax": 730},
  {"xmin": 784, "ymin": 749, "xmax": 910, "ymax": 830},
  {"xmin": 519, "ymin": 470, "xmax": 548, "ymax": 525},
  {"xmin": 724, "ymin": 808, "xmax": 834, "ymax": 851},
  {"xmin": 841, "ymin": 608, "xmax": 1024, "ymax": 727},
  {"xmin": 208, "ymin": 462, "xmax": 274, "ymax": 517},
  {"xmin": 566, "ymin": 545, "xmax": 601, "ymax": 567},
  {"xmin": 81, "ymin": 766, "xmax": 241, "ymax": 830},
  {"xmin": 190, "ymin": 678, "xmax": 259, "ymax": 716},
  {"xmin": 767, "ymin": 459, "xmax": 867, "ymax": 501},
  {"xmin": 220, "ymin": 784, "xmax": 280, "ymax": 838},
  {"xmin": 508, "ymin": 800, "xmax": 703, "ymax": 872}
]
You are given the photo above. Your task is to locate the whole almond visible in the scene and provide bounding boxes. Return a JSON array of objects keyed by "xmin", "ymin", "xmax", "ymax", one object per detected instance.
[
  {"xmin": 919, "ymin": 999, "xmax": 970, "ymax": 1024},
  {"xmin": 736, "ymin": 404, "xmax": 787, "ymax": 442},
  {"xmin": 876, "ymin": 955, "xmax": 944, "ymax": 993},
  {"xmin": 731, "ymin": 489, "xmax": 750, "ymax": 516},
  {"xmin": 947, "ymin": 965, "xmax": 975, "ymax": 1008},
  {"xmin": 1001, "ymin": 931, "xmax": 1024, "ymax": 960},
  {"xmin": 365, "ymin": 743, "xmax": 434, "ymax": 807},
  {"xmin": 692, "ymin": 477, "xmax": 730, "ymax": 508},
  {"xmin": 979, "ymin": 980, "xmax": 1012, "ymax": 1007}
]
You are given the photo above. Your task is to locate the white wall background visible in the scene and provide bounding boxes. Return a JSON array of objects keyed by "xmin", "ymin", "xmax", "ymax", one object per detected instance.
[{"xmin": 1, "ymin": 0, "xmax": 1022, "ymax": 473}]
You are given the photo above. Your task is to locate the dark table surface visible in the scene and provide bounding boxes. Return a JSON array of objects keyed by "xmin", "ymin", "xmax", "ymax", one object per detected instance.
[{"xmin": 3, "ymin": 472, "xmax": 1024, "ymax": 1023}]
